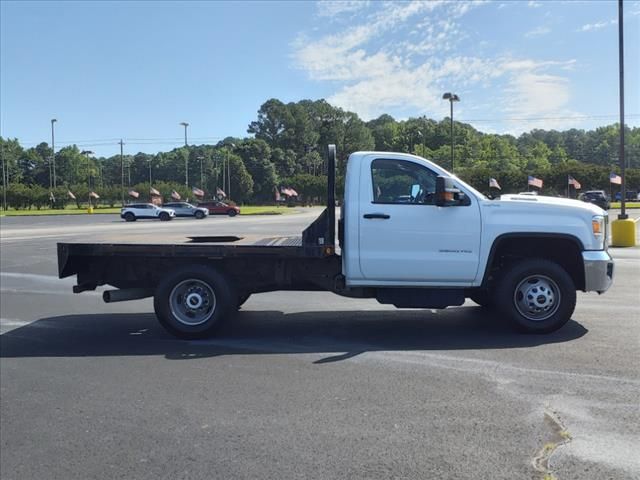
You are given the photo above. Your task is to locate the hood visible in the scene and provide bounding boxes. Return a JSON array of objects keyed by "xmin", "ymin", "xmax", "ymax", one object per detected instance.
[{"xmin": 497, "ymin": 194, "xmax": 606, "ymax": 216}]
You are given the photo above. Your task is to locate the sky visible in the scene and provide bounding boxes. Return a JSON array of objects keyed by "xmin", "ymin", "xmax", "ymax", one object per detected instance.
[{"xmin": 1, "ymin": 0, "xmax": 639, "ymax": 157}]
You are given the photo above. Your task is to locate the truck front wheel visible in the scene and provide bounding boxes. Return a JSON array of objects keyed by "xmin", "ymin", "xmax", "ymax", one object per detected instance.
[
  {"xmin": 495, "ymin": 258, "xmax": 576, "ymax": 334},
  {"xmin": 154, "ymin": 266, "xmax": 235, "ymax": 339}
]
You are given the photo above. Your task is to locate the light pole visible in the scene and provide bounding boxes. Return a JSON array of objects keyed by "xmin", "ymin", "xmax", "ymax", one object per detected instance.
[
  {"xmin": 148, "ymin": 158, "xmax": 153, "ymax": 186},
  {"xmin": 119, "ymin": 139, "xmax": 125, "ymax": 206},
  {"xmin": 180, "ymin": 122, "xmax": 189, "ymax": 186},
  {"xmin": 81, "ymin": 150, "xmax": 94, "ymax": 207},
  {"xmin": 197, "ymin": 156, "xmax": 205, "ymax": 189},
  {"xmin": 617, "ymin": 0, "xmax": 627, "ymax": 220},
  {"xmin": 442, "ymin": 93, "xmax": 460, "ymax": 173},
  {"xmin": 226, "ymin": 144, "xmax": 235, "ymax": 199},
  {"xmin": 51, "ymin": 119, "xmax": 57, "ymax": 189}
]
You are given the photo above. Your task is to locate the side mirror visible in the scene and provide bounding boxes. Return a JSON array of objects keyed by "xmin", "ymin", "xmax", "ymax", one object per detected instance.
[{"xmin": 435, "ymin": 176, "xmax": 461, "ymax": 207}]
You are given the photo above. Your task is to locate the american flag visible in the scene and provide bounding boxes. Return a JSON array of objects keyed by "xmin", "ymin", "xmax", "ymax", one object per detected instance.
[
  {"xmin": 192, "ymin": 187, "xmax": 205, "ymax": 197},
  {"xmin": 216, "ymin": 187, "xmax": 226, "ymax": 198},
  {"xmin": 281, "ymin": 187, "xmax": 298, "ymax": 197},
  {"xmin": 89, "ymin": 191, "xmax": 100, "ymax": 199},
  {"xmin": 150, "ymin": 187, "xmax": 160, "ymax": 196},
  {"xmin": 489, "ymin": 178, "xmax": 501, "ymax": 190},
  {"xmin": 128, "ymin": 190, "xmax": 139, "ymax": 198},
  {"xmin": 171, "ymin": 190, "xmax": 181, "ymax": 200},
  {"xmin": 610, "ymin": 173, "xmax": 622, "ymax": 185},
  {"xmin": 528, "ymin": 176, "xmax": 543, "ymax": 189},
  {"xmin": 67, "ymin": 190, "xmax": 76, "ymax": 199},
  {"xmin": 568, "ymin": 175, "xmax": 581, "ymax": 189}
]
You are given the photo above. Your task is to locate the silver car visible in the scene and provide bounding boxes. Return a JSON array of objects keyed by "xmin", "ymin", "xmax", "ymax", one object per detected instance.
[{"xmin": 163, "ymin": 202, "xmax": 209, "ymax": 219}]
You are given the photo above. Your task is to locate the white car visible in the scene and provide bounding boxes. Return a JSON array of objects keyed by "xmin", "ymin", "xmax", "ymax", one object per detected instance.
[{"xmin": 121, "ymin": 203, "xmax": 175, "ymax": 222}]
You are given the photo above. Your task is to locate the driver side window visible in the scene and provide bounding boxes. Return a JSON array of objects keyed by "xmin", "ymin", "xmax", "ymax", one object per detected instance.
[{"xmin": 371, "ymin": 159, "xmax": 438, "ymax": 205}]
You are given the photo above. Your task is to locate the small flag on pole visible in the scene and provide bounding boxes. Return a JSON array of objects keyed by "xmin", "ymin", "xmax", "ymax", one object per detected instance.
[
  {"xmin": 67, "ymin": 190, "xmax": 76, "ymax": 200},
  {"xmin": 89, "ymin": 191, "xmax": 100, "ymax": 199},
  {"xmin": 150, "ymin": 187, "xmax": 160, "ymax": 196},
  {"xmin": 489, "ymin": 178, "xmax": 501, "ymax": 190},
  {"xmin": 49, "ymin": 191, "xmax": 56, "ymax": 202},
  {"xmin": 216, "ymin": 187, "xmax": 226, "ymax": 198},
  {"xmin": 528, "ymin": 176, "xmax": 543, "ymax": 189},
  {"xmin": 192, "ymin": 187, "xmax": 204, "ymax": 197},
  {"xmin": 128, "ymin": 190, "xmax": 139, "ymax": 198},
  {"xmin": 568, "ymin": 175, "xmax": 581, "ymax": 189},
  {"xmin": 281, "ymin": 187, "xmax": 298, "ymax": 197},
  {"xmin": 171, "ymin": 190, "xmax": 181, "ymax": 200},
  {"xmin": 609, "ymin": 173, "xmax": 622, "ymax": 185}
]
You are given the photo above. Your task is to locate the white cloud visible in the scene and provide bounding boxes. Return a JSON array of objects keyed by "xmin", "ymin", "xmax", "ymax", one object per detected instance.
[
  {"xmin": 293, "ymin": 1, "xmax": 581, "ymax": 129},
  {"xmin": 527, "ymin": 1, "xmax": 542, "ymax": 8},
  {"xmin": 316, "ymin": 1, "xmax": 369, "ymax": 18},
  {"xmin": 578, "ymin": 19, "xmax": 617, "ymax": 32},
  {"xmin": 525, "ymin": 26, "xmax": 551, "ymax": 38}
]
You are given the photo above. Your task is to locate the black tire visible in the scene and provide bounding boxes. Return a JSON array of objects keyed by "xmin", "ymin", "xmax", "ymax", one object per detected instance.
[
  {"xmin": 159, "ymin": 212, "xmax": 170, "ymax": 221},
  {"xmin": 227, "ymin": 210, "xmax": 237, "ymax": 217},
  {"xmin": 495, "ymin": 258, "xmax": 576, "ymax": 334},
  {"xmin": 195, "ymin": 210, "xmax": 205, "ymax": 219},
  {"xmin": 469, "ymin": 289, "xmax": 494, "ymax": 309},
  {"xmin": 237, "ymin": 293, "xmax": 251, "ymax": 309},
  {"xmin": 154, "ymin": 266, "xmax": 236, "ymax": 339},
  {"xmin": 124, "ymin": 212, "xmax": 136, "ymax": 222}
]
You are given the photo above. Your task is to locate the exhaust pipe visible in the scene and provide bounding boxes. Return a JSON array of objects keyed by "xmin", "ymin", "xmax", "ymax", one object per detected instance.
[{"xmin": 103, "ymin": 288, "xmax": 154, "ymax": 303}]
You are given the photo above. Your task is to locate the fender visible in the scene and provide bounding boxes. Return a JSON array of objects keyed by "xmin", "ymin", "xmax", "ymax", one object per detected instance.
[{"xmin": 480, "ymin": 232, "xmax": 585, "ymax": 287}]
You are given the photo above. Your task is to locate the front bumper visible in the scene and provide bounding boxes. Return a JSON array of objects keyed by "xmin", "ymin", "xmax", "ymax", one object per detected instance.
[{"xmin": 582, "ymin": 250, "xmax": 614, "ymax": 293}]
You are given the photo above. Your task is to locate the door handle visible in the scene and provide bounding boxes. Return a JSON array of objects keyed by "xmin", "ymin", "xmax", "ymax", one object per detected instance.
[{"xmin": 363, "ymin": 213, "xmax": 390, "ymax": 219}]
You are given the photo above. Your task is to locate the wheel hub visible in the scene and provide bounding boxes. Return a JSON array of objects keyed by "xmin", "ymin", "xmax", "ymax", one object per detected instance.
[
  {"xmin": 514, "ymin": 275, "xmax": 560, "ymax": 321},
  {"xmin": 186, "ymin": 292, "xmax": 204, "ymax": 309},
  {"xmin": 169, "ymin": 279, "xmax": 216, "ymax": 326}
]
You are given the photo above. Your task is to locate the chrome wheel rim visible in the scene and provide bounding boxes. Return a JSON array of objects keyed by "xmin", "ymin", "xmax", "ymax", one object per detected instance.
[
  {"xmin": 513, "ymin": 275, "xmax": 561, "ymax": 321},
  {"xmin": 169, "ymin": 279, "xmax": 216, "ymax": 326}
]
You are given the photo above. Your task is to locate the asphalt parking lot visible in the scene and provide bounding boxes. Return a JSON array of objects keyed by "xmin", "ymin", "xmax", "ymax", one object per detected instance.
[{"xmin": 1, "ymin": 209, "xmax": 639, "ymax": 480}]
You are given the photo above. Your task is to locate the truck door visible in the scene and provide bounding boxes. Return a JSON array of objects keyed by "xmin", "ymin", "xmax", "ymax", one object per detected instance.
[{"xmin": 358, "ymin": 156, "xmax": 481, "ymax": 284}]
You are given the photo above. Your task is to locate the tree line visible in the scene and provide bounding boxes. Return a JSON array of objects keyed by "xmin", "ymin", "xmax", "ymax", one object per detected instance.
[{"xmin": 2, "ymin": 98, "xmax": 639, "ymax": 209}]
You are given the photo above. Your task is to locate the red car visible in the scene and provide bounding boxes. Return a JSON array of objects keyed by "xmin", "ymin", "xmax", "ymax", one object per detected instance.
[{"xmin": 196, "ymin": 201, "xmax": 240, "ymax": 217}]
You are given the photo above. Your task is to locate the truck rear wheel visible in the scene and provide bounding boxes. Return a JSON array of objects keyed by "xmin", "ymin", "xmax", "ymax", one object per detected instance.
[
  {"xmin": 495, "ymin": 258, "xmax": 575, "ymax": 333},
  {"xmin": 154, "ymin": 266, "xmax": 235, "ymax": 339}
]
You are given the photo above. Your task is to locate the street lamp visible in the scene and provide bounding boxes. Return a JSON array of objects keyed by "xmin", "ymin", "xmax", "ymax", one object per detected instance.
[
  {"xmin": 51, "ymin": 119, "xmax": 57, "ymax": 189},
  {"xmin": 180, "ymin": 122, "xmax": 189, "ymax": 186},
  {"xmin": 442, "ymin": 93, "xmax": 460, "ymax": 172},
  {"xmin": 226, "ymin": 144, "xmax": 235, "ymax": 199},
  {"xmin": 148, "ymin": 158, "xmax": 153, "ymax": 186},
  {"xmin": 81, "ymin": 150, "xmax": 94, "ymax": 206},
  {"xmin": 197, "ymin": 156, "xmax": 205, "ymax": 189}
]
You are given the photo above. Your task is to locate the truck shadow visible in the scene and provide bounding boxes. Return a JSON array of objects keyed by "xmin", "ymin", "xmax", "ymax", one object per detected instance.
[{"xmin": 0, "ymin": 307, "xmax": 588, "ymax": 362}]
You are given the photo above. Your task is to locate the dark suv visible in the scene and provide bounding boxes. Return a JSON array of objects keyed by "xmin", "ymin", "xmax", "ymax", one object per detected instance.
[{"xmin": 580, "ymin": 190, "xmax": 610, "ymax": 210}]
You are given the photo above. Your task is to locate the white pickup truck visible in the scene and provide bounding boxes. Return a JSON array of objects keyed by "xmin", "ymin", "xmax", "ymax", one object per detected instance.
[{"xmin": 58, "ymin": 145, "xmax": 614, "ymax": 339}]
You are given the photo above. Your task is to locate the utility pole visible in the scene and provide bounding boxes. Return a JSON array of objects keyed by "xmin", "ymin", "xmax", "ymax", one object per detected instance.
[
  {"xmin": 51, "ymin": 118, "xmax": 57, "ymax": 189},
  {"xmin": 180, "ymin": 122, "xmax": 189, "ymax": 186},
  {"xmin": 149, "ymin": 158, "xmax": 152, "ymax": 186},
  {"xmin": 119, "ymin": 139, "xmax": 125, "ymax": 206}
]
